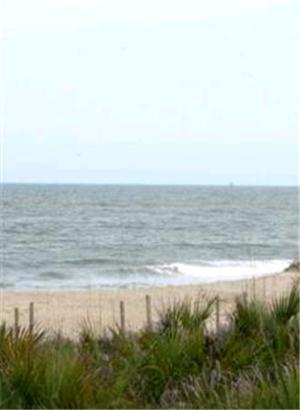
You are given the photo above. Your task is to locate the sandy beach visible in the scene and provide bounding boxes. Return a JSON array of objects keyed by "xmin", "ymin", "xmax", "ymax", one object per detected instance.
[{"xmin": 0, "ymin": 266, "xmax": 298, "ymax": 338}]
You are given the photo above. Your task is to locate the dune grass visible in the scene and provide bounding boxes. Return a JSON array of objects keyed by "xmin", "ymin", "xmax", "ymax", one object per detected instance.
[{"xmin": 0, "ymin": 284, "xmax": 299, "ymax": 409}]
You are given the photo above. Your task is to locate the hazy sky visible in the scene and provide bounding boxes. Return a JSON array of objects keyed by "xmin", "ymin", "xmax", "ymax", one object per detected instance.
[{"xmin": 1, "ymin": 0, "xmax": 298, "ymax": 185}]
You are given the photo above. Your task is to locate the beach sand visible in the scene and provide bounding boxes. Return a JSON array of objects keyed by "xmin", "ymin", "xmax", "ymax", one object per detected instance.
[{"xmin": 0, "ymin": 268, "xmax": 298, "ymax": 338}]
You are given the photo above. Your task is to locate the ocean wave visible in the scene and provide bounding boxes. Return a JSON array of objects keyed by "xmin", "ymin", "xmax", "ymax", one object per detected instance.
[
  {"xmin": 38, "ymin": 271, "xmax": 69, "ymax": 280},
  {"xmin": 63, "ymin": 258, "xmax": 113, "ymax": 266},
  {"xmin": 0, "ymin": 282, "xmax": 15, "ymax": 289},
  {"xmin": 147, "ymin": 260, "xmax": 291, "ymax": 283}
]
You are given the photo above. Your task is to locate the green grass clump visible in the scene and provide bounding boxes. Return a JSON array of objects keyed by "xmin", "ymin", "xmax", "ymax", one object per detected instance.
[{"xmin": 0, "ymin": 284, "xmax": 299, "ymax": 409}]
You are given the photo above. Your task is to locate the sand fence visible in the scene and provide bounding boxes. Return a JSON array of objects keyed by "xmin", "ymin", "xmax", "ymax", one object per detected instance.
[{"xmin": 0, "ymin": 271, "xmax": 297, "ymax": 339}]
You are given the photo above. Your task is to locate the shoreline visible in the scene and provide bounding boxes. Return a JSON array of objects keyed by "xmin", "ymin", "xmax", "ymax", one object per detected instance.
[
  {"xmin": 0, "ymin": 274, "xmax": 284, "ymax": 294},
  {"xmin": 1, "ymin": 260, "xmax": 295, "ymax": 294},
  {"xmin": 1, "ymin": 268, "xmax": 298, "ymax": 338}
]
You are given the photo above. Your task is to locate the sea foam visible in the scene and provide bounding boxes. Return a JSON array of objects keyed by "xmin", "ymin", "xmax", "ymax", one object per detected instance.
[{"xmin": 148, "ymin": 260, "xmax": 291, "ymax": 284}]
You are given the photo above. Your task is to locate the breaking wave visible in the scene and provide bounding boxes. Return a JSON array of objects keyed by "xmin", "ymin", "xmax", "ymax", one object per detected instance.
[{"xmin": 147, "ymin": 260, "xmax": 291, "ymax": 284}]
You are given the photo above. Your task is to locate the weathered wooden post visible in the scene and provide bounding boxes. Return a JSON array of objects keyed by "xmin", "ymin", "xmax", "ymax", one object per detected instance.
[
  {"xmin": 120, "ymin": 301, "xmax": 125, "ymax": 332},
  {"xmin": 242, "ymin": 291, "xmax": 248, "ymax": 306},
  {"xmin": 273, "ymin": 275, "xmax": 277, "ymax": 299},
  {"xmin": 98, "ymin": 299, "xmax": 103, "ymax": 335},
  {"xmin": 14, "ymin": 307, "xmax": 19, "ymax": 337},
  {"xmin": 111, "ymin": 299, "xmax": 116, "ymax": 325},
  {"xmin": 29, "ymin": 302, "xmax": 34, "ymax": 333},
  {"xmin": 245, "ymin": 280, "xmax": 248, "ymax": 294},
  {"xmin": 252, "ymin": 276, "xmax": 256, "ymax": 300},
  {"xmin": 145, "ymin": 294, "xmax": 152, "ymax": 330},
  {"xmin": 262, "ymin": 277, "xmax": 266, "ymax": 301},
  {"xmin": 216, "ymin": 296, "xmax": 220, "ymax": 334}
]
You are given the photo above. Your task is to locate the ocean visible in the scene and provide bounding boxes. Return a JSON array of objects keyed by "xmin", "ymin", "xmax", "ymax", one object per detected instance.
[{"xmin": 0, "ymin": 184, "xmax": 298, "ymax": 290}]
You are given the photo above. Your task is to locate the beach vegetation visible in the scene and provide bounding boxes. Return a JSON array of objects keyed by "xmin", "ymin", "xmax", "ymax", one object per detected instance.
[{"xmin": 0, "ymin": 284, "xmax": 299, "ymax": 409}]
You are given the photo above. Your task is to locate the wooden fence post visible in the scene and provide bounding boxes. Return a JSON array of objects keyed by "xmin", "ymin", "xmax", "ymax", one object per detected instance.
[
  {"xmin": 29, "ymin": 302, "xmax": 34, "ymax": 333},
  {"xmin": 216, "ymin": 296, "xmax": 220, "ymax": 334},
  {"xmin": 14, "ymin": 307, "xmax": 19, "ymax": 337},
  {"xmin": 98, "ymin": 299, "xmax": 102, "ymax": 335},
  {"xmin": 252, "ymin": 276, "xmax": 256, "ymax": 300},
  {"xmin": 120, "ymin": 301, "xmax": 125, "ymax": 332},
  {"xmin": 242, "ymin": 291, "xmax": 248, "ymax": 306},
  {"xmin": 111, "ymin": 299, "xmax": 116, "ymax": 325},
  {"xmin": 145, "ymin": 294, "xmax": 152, "ymax": 330},
  {"xmin": 272, "ymin": 275, "xmax": 276, "ymax": 299},
  {"xmin": 262, "ymin": 277, "xmax": 266, "ymax": 301}
]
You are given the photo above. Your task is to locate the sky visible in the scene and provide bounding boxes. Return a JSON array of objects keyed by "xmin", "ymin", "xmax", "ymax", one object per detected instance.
[{"xmin": 0, "ymin": 0, "xmax": 299, "ymax": 185}]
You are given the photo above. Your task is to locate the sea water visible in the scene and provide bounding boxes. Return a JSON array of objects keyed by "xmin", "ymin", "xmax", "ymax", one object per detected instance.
[{"xmin": 0, "ymin": 184, "xmax": 298, "ymax": 290}]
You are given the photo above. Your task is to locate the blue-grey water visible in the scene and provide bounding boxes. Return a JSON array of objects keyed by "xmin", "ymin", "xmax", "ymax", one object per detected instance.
[{"xmin": 0, "ymin": 184, "xmax": 298, "ymax": 290}]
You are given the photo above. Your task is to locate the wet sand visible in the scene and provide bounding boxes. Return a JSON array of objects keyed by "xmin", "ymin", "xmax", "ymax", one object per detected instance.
[{"xmin": 0, "ymin": 268, "xmax": 298, "ymax": 338}]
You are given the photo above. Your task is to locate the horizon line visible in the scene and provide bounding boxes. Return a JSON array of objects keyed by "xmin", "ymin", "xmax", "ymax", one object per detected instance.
[{"xmin": 1, "ymin": 182, "xmax": 298, "ymax": 188}]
